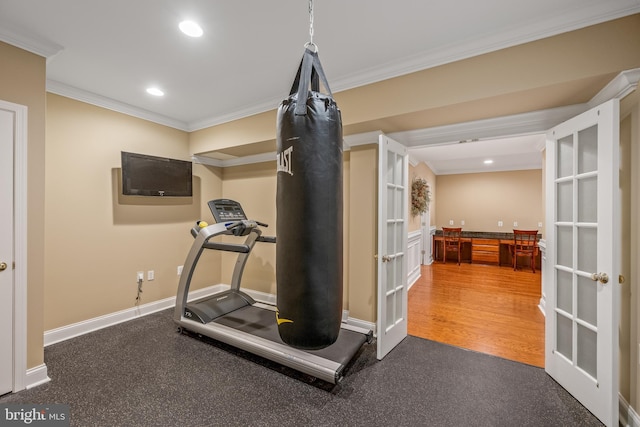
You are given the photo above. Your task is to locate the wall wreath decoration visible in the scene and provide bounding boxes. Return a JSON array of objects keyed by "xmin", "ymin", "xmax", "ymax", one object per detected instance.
[{"xmin": 411, "ymin": 177, "xmax": 431, "ymax": 217}]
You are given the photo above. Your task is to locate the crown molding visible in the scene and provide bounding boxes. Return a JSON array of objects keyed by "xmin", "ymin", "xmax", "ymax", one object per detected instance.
[
  {"xmin": 328, "ymin": 3, "xmax": 640, "ymax": 95},
  {"xmin": 588, "ymin": 68, "xmax": 640, "ymax": 108},
  {"xmin": 0, "ymin": 26, "xmax": 63, "ymax": 59},
  {"xmin": 47, "ymin": 80, "xmax": 189, "ymax": 131},
  {"xmin": 189, "ymin": 4, "xmax": 640, "ymax": 130},
  {"xmin": 343, "ymin": 131, "xmax": 382, "ymax": 149},
  {"xmin": 435, "ymin": 164, "xmax": 542, "ymax": 176},
  {"xmin": 192, "ymin": 152, "xmax": 276, "ymax": 168},
  {"xmin": 389, "ymin": 104, "xmax": 587, "ymax": 148},
  {"xmin": 186, "ymin": 98, "xmax": 279, "ymax": 132},
  {"xmin": 15, "ymin": 3, "xmax": 638, "ymax": 134}
]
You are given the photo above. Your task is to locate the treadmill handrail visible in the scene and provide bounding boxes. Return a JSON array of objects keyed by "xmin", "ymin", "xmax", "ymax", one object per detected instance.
[
  {"xmin": 256, "ymin": 235, "xmax": 276, "ymax": 244},
  {"xmin": 203, "ymin": 241, "xmax": 250, "ymax": 253}
]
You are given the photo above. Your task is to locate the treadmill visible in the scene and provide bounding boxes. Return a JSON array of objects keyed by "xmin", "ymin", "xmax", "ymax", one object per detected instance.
[{"xmin": 174, "ymin": 199, "xmax": 372, "ymax": 384}]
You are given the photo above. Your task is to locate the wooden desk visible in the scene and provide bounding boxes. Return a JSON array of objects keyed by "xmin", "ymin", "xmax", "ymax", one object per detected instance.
[
  {"xmin": 433, "ymin": 233, "xmax": 541, "ymax": 268},
  {"xmin": 432, "ymin": 236, "xmax": 472, "ymax": 263}
]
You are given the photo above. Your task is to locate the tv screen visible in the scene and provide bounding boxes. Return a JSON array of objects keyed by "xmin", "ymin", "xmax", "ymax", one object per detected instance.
[{"xmin": 121, "ymin": 151, "xmax": 193, "ymax": 197}]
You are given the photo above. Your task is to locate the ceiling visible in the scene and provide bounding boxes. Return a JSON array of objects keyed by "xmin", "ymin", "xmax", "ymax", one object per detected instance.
[{"xmin": 2, "ymin": 0, "xmax": 639, "ymax": 174}]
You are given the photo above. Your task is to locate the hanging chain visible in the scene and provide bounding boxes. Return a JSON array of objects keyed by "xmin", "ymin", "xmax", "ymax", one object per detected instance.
[{"xmin": 306, "ymin": 0, "xmax": 316, "ymax": 50}]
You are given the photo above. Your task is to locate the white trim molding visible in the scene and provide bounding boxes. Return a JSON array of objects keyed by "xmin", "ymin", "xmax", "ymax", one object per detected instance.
[
  {"xmin": 0, "ymin": 99, "xmax": 29, "ymax": 393},
  {"xmin": 589, "ymin": 68, "xmax": 640, "ymax": 108},
  {"xmin": 389, "ymin": 104, "xmax": 587, "ymax": 148},
  {"xmin": 25, "ymin": 364, "xmax": 49, "ymax": 390},
  {"xmin": 44, "ymin": 284, "xmax": 226, "ymax": 346},
  {"xmin": 620, "ymin": 394, "xmax": 640, "ymax": 427},
  {"xmin": 44, "ymin": 284, "xmax": 375, "ymax": 348},
  {"xmin": 408, "ymin": 230, "xmax": 422, "ymax": 289},
  {"xmin": 537, "ymin": 239, "xmax": 547, "ymax": 316}
]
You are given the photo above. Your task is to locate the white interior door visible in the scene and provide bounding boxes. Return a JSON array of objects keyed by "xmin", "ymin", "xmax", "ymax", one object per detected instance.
[
  {"xmin": 377, "ymin": 134, "xmax": 408, "ymax": 359},
  {"xmin": 544, "ymin": 99, "xmax": 619, "ymax": 427},
  {"xmin": 0, "ymin": 107, "xmax": 15, "ymax": 395}
]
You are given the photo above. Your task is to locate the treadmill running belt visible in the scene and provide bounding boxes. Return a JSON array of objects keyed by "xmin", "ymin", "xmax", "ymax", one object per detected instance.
[{"xmin": 212, "ymin": 305, "xmax": 367, "ymax": 368}]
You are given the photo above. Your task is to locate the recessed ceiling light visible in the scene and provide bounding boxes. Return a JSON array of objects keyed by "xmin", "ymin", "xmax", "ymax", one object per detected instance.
[
  {"xmin": 146, "ymin": 87, "xmax": 164, "ymax": 97},
  {"xmin": 484, "ymin": 159, "xmax": 494, "ymax": 164},
  {"xmin": 179, "ymin": 20, "xmax": 203, "ymax": 37}
]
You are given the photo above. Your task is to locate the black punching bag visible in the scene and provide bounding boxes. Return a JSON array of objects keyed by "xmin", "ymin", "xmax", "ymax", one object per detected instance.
[{"xmin": 276, "ymin": 48, "xmax": 343, "ymax": 350}]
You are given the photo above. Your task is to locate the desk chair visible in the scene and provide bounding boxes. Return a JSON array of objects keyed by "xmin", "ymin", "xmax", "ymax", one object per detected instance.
[
  {"xmin": 442, "ymin": 227, "xmax": 462, "ymax": 265},
  {"xmin": 512, "ymin": 230, "xmax": 538, "ymax": 272}
]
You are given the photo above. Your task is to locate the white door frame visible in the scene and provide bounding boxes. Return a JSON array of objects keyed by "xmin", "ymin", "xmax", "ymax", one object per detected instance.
[
  {"xmin": 394, "ymin": 69, "xmax": 639, "ymax": 424},
  {"xmin": 376, "ymin": 134, "xmax": 409, "ymax": 359},
  {"xmin": 0, "ymin": 99, "xmax": 28, "ymax": 393},
  {"xmin": 544, "ymin": 99, "xmax": 619, "ymax": 426}
]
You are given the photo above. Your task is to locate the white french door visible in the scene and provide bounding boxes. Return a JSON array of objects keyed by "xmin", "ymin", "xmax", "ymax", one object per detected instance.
[
  {"xmin": 376, "ymin": 134, "xmax": 408, "ymax": 359},
  {"xmin": 544, "ymin": 99, "xmax": 619, "ymax": 426},
  {"xmin": 0, "ymin": 107, "xmax": 15, "ymax": 395}
]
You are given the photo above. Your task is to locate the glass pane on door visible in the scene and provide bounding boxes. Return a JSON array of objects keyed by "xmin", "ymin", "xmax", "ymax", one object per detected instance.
[
  {"xmin": 577, "ymin": 177, "xmax": 597, "ymax": 222},
  {"xmin": 577, "ymin": 125, "xmax": 598, "ymax": 174},
  {"xmin": 577, "ymin": 324, "xmax": 597, "ymax": 378},
  {"xmin": 577, "ymin": 275, "xmax": 597, "ymax": 326},
  {"xmin": 556, "ymin": 226, "xmax": 573, "ymax": 268},
  {"xmin": 556, "ymin": 313, "xmax": 573, "ymax": 359},
  {"xmin": 557, "ymin": 135, "xmax": 574, "ymax": 178},
  {"xmin": 577, "ymin": 227, "xmax": 597, "ymax": 272},
  {"xmin": 556, "ymin": 269, "xmax": 572, "ymax": 313},
  {"xmin": 557, "ymin": 181, "xmax": 573, "ymax": 222}
]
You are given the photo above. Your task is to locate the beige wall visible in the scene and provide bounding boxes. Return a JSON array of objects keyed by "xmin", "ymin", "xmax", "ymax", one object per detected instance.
[
  {"xmin": 347, "ymin": 145, "xmax": 378, "ymax": 322},
  {"xmin": 435, "ymin": 169, "xmax": 543, "ymax": 232},
  {"xmin": 408, "ymin": 162, "xmax": 437, "ymax": 232},
  {"xmin": 44, "ymin": 94, "xmax": 223, "ymax": 330},
  {"xmin": 0, "ymin": 41, "xmax": 46, "ymax": 369},
  {"xmin": 220, "ymin": 162, "xmax": 278, "ymax": 295},
  {"xmin": 221, "ymin": 147, "xmax": 376, "ymax": 322}
]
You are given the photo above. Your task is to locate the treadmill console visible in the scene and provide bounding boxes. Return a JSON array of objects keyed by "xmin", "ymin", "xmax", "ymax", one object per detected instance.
[{"xmin": 208, "ymin": 199, "xmax": 247, "ymax": 223}]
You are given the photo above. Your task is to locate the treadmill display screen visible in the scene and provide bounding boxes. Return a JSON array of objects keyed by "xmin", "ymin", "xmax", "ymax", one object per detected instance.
[{"xmin": 209, "ymin": 199, "xmax": 247, "ymax": 222}]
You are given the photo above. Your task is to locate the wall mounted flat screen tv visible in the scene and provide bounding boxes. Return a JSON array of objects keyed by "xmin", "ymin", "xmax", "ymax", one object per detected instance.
[{"xmin": 121, "ymin": 151, "xmax": 193, "ymax": 197}]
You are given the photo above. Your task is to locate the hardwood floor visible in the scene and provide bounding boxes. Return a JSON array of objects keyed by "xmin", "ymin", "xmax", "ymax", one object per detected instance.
[{"xmin": 408, "ymin": 262, "xmax": 545, "ymax": 367}]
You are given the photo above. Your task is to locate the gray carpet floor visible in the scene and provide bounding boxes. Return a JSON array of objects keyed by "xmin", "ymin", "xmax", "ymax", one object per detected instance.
[{"xmin": 0, "ymin": 309, "xmax": 602, "ymax": 426}]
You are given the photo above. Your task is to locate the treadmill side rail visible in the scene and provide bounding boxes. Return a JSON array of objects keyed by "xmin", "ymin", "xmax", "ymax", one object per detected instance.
[{"xmin": 177, "ymin": 319, "xmax": 345, "ymax": 384}]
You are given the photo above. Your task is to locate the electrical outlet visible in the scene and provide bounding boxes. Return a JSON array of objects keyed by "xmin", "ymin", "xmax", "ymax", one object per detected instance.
[
  {"xmin": 147, "ymin": 270, "xmax": 154, "ymax": 281},
  {"xmin": 137, "ymin": 271, "xmax": 144, "ymax": 282},
  {"xmin": 513, "ymin": 221, "xmax": 518, "ymax": 227},
  {"xmin": 177, "ymin": 265, "xmax": 183, "ymax": 276},
  {"xmin": 498, "ymin": 221, "xmax": 503, "ymax": 227},
  {"xmin": 460, "ymin": 220, "xmax": 465, "ymax": 226},
  {"xmin": 449, "ymin": 220, "xmax": 454, "ymax": 225},
  {"xmin": 538, "ymin": 222, "xmax": 543, "ymax": 227}
]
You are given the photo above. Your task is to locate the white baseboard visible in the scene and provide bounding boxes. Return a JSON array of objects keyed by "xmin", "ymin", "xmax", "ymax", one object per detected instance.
[
  {"xmin": 25, "ymin": 364, "xmax": 50, "ymax": 390},
  {"xmin": 44, "ymin": 284, "xmax": 226, "ymax": 346},
  {"xmin": 346, "ymin": 315, "xmax": 376, "ymax": 335},
  {"xmin": 408, "ymin": 270, "xmax": 420, "ymax": 291},
  {"xmin": 620, "ymin": 394, "xmax": 640, "ymax": 427},
  {"xmin": 44, "ymin": 284, "xmax": 375, "ymax": 345}
]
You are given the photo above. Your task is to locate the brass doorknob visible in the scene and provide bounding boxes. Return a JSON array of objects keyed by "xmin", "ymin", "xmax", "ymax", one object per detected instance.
[
  {"xmin": 590, "ymin": 272, "xmax": 609, "ymax": 284},
  {"xmin": 0, "ymin": 262, "xmax": 7, "ymax": 271}
]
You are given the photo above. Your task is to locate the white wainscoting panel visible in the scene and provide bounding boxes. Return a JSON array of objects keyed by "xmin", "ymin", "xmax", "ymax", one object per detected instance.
[{"xmin": 408, "ymin": 230, "xmax": 422, "ymax": 289}]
